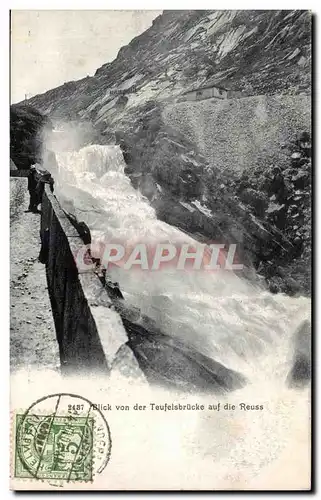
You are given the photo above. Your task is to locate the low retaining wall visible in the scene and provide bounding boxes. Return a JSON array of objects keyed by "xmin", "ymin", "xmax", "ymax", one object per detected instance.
[{"xmin": 41, "ymin": 185, "xmax": 138, "ymax": 375}]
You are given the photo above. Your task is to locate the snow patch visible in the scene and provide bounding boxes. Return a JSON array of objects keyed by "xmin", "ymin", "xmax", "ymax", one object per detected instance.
[{"xmin": 191, "ymin": 200, "xmax": 213, "ymax": 217}]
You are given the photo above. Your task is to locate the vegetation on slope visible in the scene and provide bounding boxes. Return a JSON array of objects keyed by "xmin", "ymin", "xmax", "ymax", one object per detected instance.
[{"xmin": 10, "ymin": 104, "xmax": 52, "ymax": 170}]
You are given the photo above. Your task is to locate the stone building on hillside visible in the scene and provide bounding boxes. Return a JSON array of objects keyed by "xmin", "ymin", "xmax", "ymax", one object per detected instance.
[
  {"xmin": 181, "ymin": 82, "xmax": 244, "ymax": 102},
  {"xmin": 183, "ymin": 84, "xmax": 228, "ymax": 102}
]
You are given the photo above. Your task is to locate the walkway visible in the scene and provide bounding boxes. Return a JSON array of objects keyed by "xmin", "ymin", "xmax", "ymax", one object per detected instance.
[{"xmin": 10, "ymin": 178, "xmax": 60, "ymax": 371}]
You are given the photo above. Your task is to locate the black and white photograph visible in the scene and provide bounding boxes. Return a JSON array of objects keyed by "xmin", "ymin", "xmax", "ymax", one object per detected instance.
[{"xmin": 9, "ymin": 9, "xmax": 312, "ymax": 490}]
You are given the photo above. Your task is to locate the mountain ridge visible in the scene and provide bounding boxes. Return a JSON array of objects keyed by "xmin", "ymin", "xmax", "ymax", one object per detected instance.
[{"xmin": 25, "ymin": 10, "xmax": 311, "ymax": 128}]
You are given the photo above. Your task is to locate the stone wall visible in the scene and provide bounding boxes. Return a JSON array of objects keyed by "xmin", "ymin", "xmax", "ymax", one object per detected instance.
[{"xmin": 41, "ymin": 185, "xmax": 136, "ymax": 375}]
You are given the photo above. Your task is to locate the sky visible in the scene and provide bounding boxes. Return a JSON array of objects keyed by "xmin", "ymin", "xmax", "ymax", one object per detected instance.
[{"xmin": 10, "ymin": 10, "xmax": 162, "ymax": 103}]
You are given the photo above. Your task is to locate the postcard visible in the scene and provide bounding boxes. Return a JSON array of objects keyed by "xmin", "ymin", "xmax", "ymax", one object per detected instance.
[{"xmin": 10, "ymin": 9, "xmax": 312, "ymax": 490}]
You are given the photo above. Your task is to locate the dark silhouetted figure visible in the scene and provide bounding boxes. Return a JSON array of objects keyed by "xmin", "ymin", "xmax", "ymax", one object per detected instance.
[{"xmin": 28, "ymin": 165, "xmax": 54, "ymax": 213}]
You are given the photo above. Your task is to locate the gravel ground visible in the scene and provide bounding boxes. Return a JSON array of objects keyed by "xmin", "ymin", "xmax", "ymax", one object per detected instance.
[
  {"xmin": 10, "ymin": 178, "xmax": 60, "ymax": 372},
  {"xmin": 163, "ymin": 94, "xmax": 311, "ymax": 174}
]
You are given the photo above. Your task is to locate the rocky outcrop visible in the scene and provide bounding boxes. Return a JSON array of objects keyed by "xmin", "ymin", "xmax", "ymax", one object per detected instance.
[
  {"xmin": 233, "ymin": 133, "xmax": 311, "ymax": 295},
  {"xmin": 287, "ymin": 319, "xmax": 311, "ymax": 388},
  {"xmin": 123, "ymin": 316, "xmax": 247, "ymax": 394},
  {"xmin": 10, "ymin": 104, "xmax": 52, "ymax": 170}
]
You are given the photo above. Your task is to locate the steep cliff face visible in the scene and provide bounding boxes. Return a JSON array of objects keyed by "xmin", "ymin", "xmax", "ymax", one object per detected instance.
[{"xmin": 26, "ymin": 10, "xmax": 311, "ymax": 128}]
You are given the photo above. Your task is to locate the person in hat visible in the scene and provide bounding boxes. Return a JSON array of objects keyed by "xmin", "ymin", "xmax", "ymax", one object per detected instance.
[
  {"xmin": 27, "ymin": 163, "xmax": 54, "ymax": 213},
  {"xmin": 27, "ymin": 165, "xmax": 40, "ymax": 212}
]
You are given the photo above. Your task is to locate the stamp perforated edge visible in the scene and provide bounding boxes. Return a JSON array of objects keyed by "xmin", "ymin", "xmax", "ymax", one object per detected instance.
[{"xmin": 10, "ymin": 407, "xmax": 110, "ymax": 487}]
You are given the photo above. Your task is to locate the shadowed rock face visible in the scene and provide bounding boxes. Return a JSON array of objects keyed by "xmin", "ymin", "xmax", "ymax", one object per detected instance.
[
  {"xmin": 123, "ymin": 317, "xmax": 247, "ymax": 394},
  {"xmin": 288, "ymin": 356, "xmax": 311, "ymax": 388},
  {"xmin": 287, "ymin": 319, "xmax": 311, "ymax": 389},
  {"xmin": 10, "ymin": 104, "xmax": 52, "ymax": 170}
]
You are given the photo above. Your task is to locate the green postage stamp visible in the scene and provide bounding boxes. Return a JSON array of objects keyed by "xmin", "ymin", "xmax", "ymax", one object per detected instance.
[{"xmin": 14, "ymin": 414, "xmax": 94, "ymax": 481}]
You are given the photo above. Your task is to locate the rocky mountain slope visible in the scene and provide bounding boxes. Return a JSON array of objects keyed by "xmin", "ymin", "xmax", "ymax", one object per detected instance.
[
  {"xmin": 163, "ymin": 94, "xmax": 311, "ymax": 173},
  {"xmin": 21, "ymin": 10, "xmax": 311, "ymax": 295},
  {"xmin": 26, "ymin": 10, "xmax": 311, "ymax": 128}
]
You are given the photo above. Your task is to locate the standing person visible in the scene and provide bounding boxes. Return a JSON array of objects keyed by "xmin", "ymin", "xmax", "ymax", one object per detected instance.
[
  {"xmin": 27, "ymin": 164, "xmax": 54, "ymax": 213},
  {"xmin": 27, "ymin": 165, "xmax": 41, "ymax": 213}
]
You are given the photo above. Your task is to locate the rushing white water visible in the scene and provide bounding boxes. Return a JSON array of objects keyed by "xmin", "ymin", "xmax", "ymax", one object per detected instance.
[
  {"xmin": 42, "ymin": 141, "xmax": 311, "ymax": 486},
  {"xmin": 45, "ymin": 143, "xmax": 311, "ymax": 384}
]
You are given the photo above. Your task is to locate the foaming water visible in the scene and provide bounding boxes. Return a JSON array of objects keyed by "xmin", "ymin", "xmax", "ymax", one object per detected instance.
[
  {"xmin": 41, "ymin": 142, "xmax": 311, "ymax": 485},
  {"xmin": 47, "ymin": 144, "xmax": 310, "ymax": 382}
]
